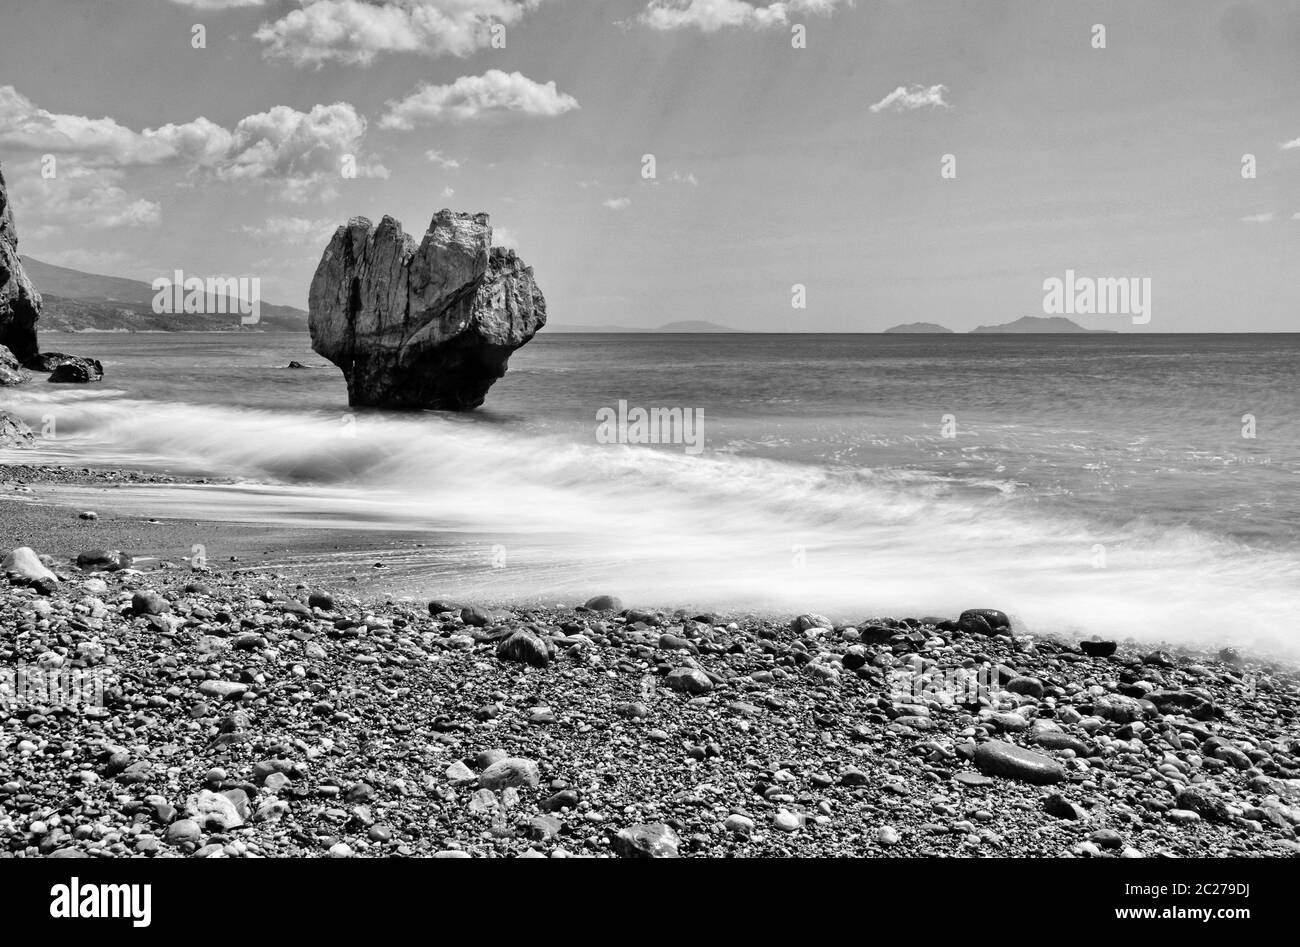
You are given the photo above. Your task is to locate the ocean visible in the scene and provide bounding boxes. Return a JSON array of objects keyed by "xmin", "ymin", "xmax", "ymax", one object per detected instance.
[{"xmin": 3, "ymin": 332, "xmax": 1298, "ymax": 652}]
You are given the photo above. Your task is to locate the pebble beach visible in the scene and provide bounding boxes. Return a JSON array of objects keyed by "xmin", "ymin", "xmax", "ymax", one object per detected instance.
[{"xmin": 2, "ymin": 467, "xmax": 1299, "ymax": 859}]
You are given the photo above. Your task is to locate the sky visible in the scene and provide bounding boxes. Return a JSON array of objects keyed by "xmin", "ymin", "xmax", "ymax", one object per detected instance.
[{"xmin": 1, "ymin": 0, "xmax": 1298, "ymax": 331}]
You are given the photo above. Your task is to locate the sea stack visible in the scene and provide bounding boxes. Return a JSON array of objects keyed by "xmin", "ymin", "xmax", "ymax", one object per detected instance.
[
  {"xmin": 308, "ymin": 210, "xmax": 546, "ymax": 411},
  {"xmin": 0, "ymin": 163, "xmax": 42, "ymax": 365}
]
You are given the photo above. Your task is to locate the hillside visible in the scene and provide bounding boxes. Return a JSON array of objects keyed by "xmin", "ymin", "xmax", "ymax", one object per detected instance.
[{"xmin": 22, "ymin": 257, "xmax": 308, "ymax": 333}]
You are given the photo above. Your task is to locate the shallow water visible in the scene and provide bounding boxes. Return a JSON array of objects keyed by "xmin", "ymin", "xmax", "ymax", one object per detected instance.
[{"xmin": 2, "ymin": 332, "xmax": 1297, "ymax": 652}]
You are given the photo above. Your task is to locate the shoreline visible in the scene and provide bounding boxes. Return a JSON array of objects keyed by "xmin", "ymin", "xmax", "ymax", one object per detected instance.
[{"xmin": 2, "ymin": 462, "xmax": 1299, "ymax": 858}]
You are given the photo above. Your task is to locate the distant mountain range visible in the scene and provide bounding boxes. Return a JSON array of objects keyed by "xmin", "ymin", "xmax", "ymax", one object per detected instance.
[
  {"xmin": 885, "ymin": 316, "xmax": 1117, "ymax": 334},
  {"xmin": 23, "ymin": 256, "xmax": 308, "ymax": 333},
  {"xmin": 22, "ymin": 258, "xmax": 1115, "ymax": 338}
]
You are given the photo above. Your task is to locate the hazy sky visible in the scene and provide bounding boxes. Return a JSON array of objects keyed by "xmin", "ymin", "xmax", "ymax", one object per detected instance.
[{"xmin": 1, "ymin": 0, "xmax": 1298, "ymax": 331}]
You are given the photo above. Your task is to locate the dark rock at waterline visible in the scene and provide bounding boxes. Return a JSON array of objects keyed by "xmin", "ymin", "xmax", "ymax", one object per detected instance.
[
  {"xmin": 47, "ymin": 355, "xmax": 103, "ymax": 383},
  {"xmin": 973, "ymin": 740, "xmax": 1066, "ymax": 784},
  {"xmin": 460, "ymin": 605, "xmax": 491, "ymax": 627},
  {"xmin": 0, "ymin": 164, "xmax": 42, "ymax": 364},
  {"xmin": 958, "ymin": 608, "xmax": 1011, "ymax": 636},
  {"xmin": 584, "ymin": 594, "xmax": 622, "ymax": 612},
  {"xmin": 307, "ymin": 592, "xmax": 335, "ymax": 610},
  {"xmin": 308, "ymin": 210, "xmax": 546, "ymax": 411},
  {"xmin": 0, "ymin": 411, "xmax": 34, "ymax": 447},
  {"xmin": 1079, "ymin": 639, "xmax": 1118, "ymax": 657},
  {"xmin": 496, "ymin": 629, "xmax": 551, "ymax": 668},
  {"xmin": 0, "ymin": 345, "xmax": 30, "ymax": 385},
  {"xmin": 76, "ymin": 549, "xmax": 132, "ymax": 572},
  {"xmin": 287, "ymin": 361, "xmax": 307, "ymax": 369}
]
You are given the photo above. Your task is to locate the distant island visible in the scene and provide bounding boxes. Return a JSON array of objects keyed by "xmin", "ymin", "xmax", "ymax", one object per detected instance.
[
  {"xmin": 883, "ymin": 322, "xmax": 954, "ymax": 334},
  {"xmin": 970, "ymin": 316, "xmax": 1118, "ymax": 334},
  {"xmin": 884, "ymin": 316, "xmax": 1118, "ymax": 334},
  {"xmin": 22, "ymin": 256, "xmax": 308, "ymax": 333}
]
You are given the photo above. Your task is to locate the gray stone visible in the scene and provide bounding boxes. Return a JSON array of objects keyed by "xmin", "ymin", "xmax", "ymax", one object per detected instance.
[
  {"xmin": 478, "ymin": 757, "xmax": 541, "ymax": 790},
  {"xmin": 665, "ymin": 667, "xmax": 713, "ymax": 695},
  {"xmin": 973, "ymin": 741, "xmax": 1067, "ymax": 785},
  {"xmin": 614, "ymin": 823, "xmax": 680, "ymax": 858}
]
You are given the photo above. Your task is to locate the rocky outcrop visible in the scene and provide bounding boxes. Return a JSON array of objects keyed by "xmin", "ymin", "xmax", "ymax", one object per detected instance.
[
  {"xmin": 0, "ymin": 344, "xmax": 30, "ymax": 386},
  {"xmin": 0, "ymin": 164, "xmax": 41, "ymax": 364},
  {"xmin": 46, "ymin": 354, "xmax": 104, "ymax": 384},
  {"xmin": 308, "ymin": 210, "xmax": 546, "ymax": 411}
]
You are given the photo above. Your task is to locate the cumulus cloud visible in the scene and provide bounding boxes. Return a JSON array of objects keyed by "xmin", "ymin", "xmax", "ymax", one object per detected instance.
[
  {"xmin": 1281, "ymin": 137, "xmax": 1300, "ymax": 150},
  {"xmin": 492, "ymin": 225, "xmax": 519, "ymax": 249},
  {"xmin": 0, "ymin": 85, "xmax": 233, "ymax": 166},
  {"xmin": 639, "ymin": 0, "xmax": 848, "ymax": 32},
  {"xmin": 380, "ymin": 70, "xmax": 579, "ymax": 127},
  {"xmin": 256, "ymin": 0, "xmax": 543, "ymax": 67},
  {"xmin": 0, "ymin": 86, "xmax": 385, "ymax": 201},
  {"xmin": 602, "ymin": 197, "xmax": 631, "ymax": 210},
  {"xmin": 1239, "ymin": 212, "xmax": 1275, "ymax": 223},
  {"xmin": 215, "ymin": 102, "xmax": 387, "ymax": 191},
  {"xmin": 869, "ymin": 83, "xmax": 951, "ymax": 113}
]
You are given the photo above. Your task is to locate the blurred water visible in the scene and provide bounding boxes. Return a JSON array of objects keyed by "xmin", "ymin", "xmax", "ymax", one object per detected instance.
[{"xmin": 2, "ymin": 332, "xmax": 1297, "ymax": 650}]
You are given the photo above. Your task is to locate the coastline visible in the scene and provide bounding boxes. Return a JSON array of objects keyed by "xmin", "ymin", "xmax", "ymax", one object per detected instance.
[{"xmin": 2, "ymin": 461, "xmax": 1299, "ymax": 858}]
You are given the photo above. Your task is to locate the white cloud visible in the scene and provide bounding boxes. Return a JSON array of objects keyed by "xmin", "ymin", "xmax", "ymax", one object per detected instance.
[
  {"xmin": 670, "ymin": 170, "xmax": 699, "ymax": 186},
  {"xmin": 380, "ymin": 70, "xmax": 579, "ymax": 127},
  {"xmin": 493, "ymin": 225, "xmax": 520, "ymax": 249},
  {"xmin": 1240, "ymin": 212, "xmax": 1275, "ymax": 223},
  {"xmin": 603, "ymin": 197, "xmax": 632, "ymax": 210},
  {"xmin": 639, "ymin": 0, "xmax": 848, "ymax": 32},
  {"xmin": 256, "ymin": 0, "xmax": 543, "ymax": 67},
  {"xmin": 425, "ymin": 149, "xmax": 460, "ymax": 169},
  {"xmin": 1281, "ymin": 137, "xmax": 1300, "ymax": 151},
  {"xmin": 0, "ymin": 85, "xmax": 233, "ymax": 166},
  {"xmin": 9, "ymin": 169, "xmax": 161, "ymax": 241},
  {"xmin": 240, "ymin": 215, "xmax": 338, "ymax": 244},
  {"xmin": 0, "ymin": 86, "xmax": 385, "ymax": 200},
  {"xmin": 441, "ymin": 186, "xmax": 455, "ymax": 198},
  {"xmin": 215, "ymin": 102, "xmax": 387, "ymax": 196},
  {"xmin": 869, "ymin": 83, "xmax": 951, "ymax": 113}
]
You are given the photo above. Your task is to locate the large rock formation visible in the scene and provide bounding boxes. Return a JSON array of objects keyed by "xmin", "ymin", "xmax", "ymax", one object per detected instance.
[
  {"xmin": 308, "ymin": 210, "xmax": 546, "ymax": 411},
  {"xmin": 0, "ymin": 164, "xmax": 41, "ymax": 365}
]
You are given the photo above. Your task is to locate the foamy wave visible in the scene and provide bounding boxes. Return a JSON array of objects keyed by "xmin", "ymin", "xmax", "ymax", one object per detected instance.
[{"xmin": 4, "ymin": 386, "xmax": 1299, "ymax": 654}]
